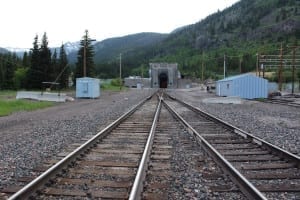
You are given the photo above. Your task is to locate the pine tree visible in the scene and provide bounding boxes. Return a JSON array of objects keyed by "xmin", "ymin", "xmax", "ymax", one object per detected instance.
[
  {"xmin": 51, "ymin": 49, "xmax": 58, "ymax": 81},
  {"xmin": 22, "ymin": 51, "xmax": 30, "ymax": 68},
  {"xmin": 27, "ymin": 34, "xmax": 42, "ymax": 89},
  {"xmin": 57, "ymin": 44, "xmax": 69, "ymax": 88},
  {"xmin": 75, "ymin": 30, "xmax": 95, "ymax": 79},
  {"xmin": 39, "ymin": 32, "xmax": 52, "ymax": 83},
  {"xmin": 0, "ymin": 54, "xmax": 13, "ymax": 89}
]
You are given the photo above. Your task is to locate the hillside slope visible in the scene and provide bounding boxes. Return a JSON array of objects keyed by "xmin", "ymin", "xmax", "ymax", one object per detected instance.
[
  {"xmin": 93, "ymin": 32, "xmax": 168, "ymax": 63},
  {"xmin": 133, "ymin": 0, "xmax": 300, "ymax": 78}
]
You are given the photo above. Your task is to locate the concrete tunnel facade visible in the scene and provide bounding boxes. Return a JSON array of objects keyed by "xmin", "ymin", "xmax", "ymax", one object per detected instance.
[{"xmin": 150, "ymin": 63, "xmax": 178, "ymax": 88}]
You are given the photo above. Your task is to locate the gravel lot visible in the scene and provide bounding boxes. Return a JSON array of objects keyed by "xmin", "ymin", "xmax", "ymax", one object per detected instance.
[
  {"xmin": 0, "ymin": 89, "xmax": 153, "ymax": 190},
  {"xmin": 1, "ymin": 87, "xmax": 299, "ymax": 197},
  {"xmin": 168, "ymin": 88, "xmax": 300, "ymax": 155}
]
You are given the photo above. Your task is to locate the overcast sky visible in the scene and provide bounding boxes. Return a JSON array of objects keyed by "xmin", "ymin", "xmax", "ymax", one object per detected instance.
[{"xmin": 1, "ymin": 0, "xmax": 239, "ymax": 48}]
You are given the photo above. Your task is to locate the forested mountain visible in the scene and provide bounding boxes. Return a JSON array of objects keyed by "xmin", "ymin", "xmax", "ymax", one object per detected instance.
[
  {"xmin": 94, "ymin": 32, "xmax": 168, "ymax": 63},
  {"xmin": 64, "ymin": 32, "xmax": 167, "ymax": 64},
  {"xmin": 1, "ymin": 0, "xmax": 299, "ymax": 85},
  {"xmin": 0, "ymin": 47, "xmax": 9, "ymax": 54},
  {"xmin": 62, "ymin": 32, "xmax": 167, "ymax": 78},
  {"xmin": 121, "ymin": 0, "xmax": 299, "ymax": 79}
]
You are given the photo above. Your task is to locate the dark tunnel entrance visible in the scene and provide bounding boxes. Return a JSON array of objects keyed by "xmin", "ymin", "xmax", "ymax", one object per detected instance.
[{"xmin": 159, "ymin": 73, "xmax": 168, "ymax": 88}]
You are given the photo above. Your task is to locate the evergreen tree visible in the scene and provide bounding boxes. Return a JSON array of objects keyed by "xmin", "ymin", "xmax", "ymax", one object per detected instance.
[
  {"xmin": 2, "ymin": 54, "xmax": 16, "ymax": 89},
  {"xmin": 27, "ymin": 35, "xmax": 42, "ymax": 89},
  {"xmin": 57, "ymin": 44, "xmax": 70, "ymax": 88},
  {"xmin": 39, "ymin": 32, "xmax": 52, "ymax": 82},
  {"xmin": 75, "ymin": 30, "xmax": 95, "ymax": 79},
  {"xmin": 51, "ymin": 49, "xmax": 58, "ymax": 81},
  {"xmin": 22, "ymin": 51, "xmax": 30, "ymax": 68},
  {"xmin": 0, "ymin": 54, "xmax": 4, "ymax": 88}
]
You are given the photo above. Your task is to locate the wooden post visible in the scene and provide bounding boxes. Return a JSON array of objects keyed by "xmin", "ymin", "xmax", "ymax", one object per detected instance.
[
  {"xmin": 292, "ymin": 47, "xmax": 296, "ymax": 94},
  {"xmin": 201, "ymin": 53, "xmax": 204, "ymax": 82},
  {"xmin": 256, "ymin": 53, "xmax": 258, "ymax": 76},
  {"xmin": 119, "ymin": 53, "xmax": 122, "ymax": 91},
  {"xmin": 278, "ymin": 43, "xmax": 283, "ymax": 91}
]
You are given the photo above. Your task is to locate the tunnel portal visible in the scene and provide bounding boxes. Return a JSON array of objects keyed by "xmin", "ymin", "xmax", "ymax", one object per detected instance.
[
  {"xmin": 159, "ymin": 73, "xmax": 168, "ymax": 88},
  {"xmin": 150, "ymin": 63, "xmax": 178, "ymax": 88}
]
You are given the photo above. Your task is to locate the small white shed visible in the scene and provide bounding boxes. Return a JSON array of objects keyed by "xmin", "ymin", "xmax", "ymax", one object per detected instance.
[
  {"xmin": 76, "ymin": 77, "xmax": 100, "ymax": 98},
  {"xmin": 216, "ymin": 74, "xmax": 268, "ymax": 99}
]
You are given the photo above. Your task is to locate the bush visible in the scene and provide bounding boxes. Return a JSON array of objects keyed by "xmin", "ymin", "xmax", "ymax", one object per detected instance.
[
  {"xmin": 111, "ymin": 78, "xmax": 122, "ymax": 86},
  {"xmin": 14, "ymin": 68, "xmax": 28, "ymax": 89}
]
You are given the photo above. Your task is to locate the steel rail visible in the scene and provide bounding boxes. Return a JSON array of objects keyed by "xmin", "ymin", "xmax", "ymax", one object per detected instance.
[
  {"xmin": 8, "ymin": 94, "xmax": 154, "ymax": 200},
  {"xmin": 169, "ymin": 95, "xmax": 300, "ymax": 166},
  {"xmin": 163, "ymin": 99, "xmax": 267, "ymax": 200},
  {"xmin": 129, "ymin": 95, "xmax": 162, "ymax": 200},
  {"xmin": 262, "ymin": 99, "xmax": 300, "ymax": 108}
]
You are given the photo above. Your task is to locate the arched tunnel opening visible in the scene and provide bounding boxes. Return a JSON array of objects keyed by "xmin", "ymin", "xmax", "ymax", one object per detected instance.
[{"xmin": 159, "ymin": 73, "xmax": 168, "ymax": 88}]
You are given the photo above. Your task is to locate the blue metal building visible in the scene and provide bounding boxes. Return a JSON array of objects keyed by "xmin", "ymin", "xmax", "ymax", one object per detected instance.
[
  {"xmin": 216, "ymin": 74, "xmax": 268, "ymax": 99},
  {"xmin": 76, "ymin": 77, "xmax": 100, "ymax": 98}
]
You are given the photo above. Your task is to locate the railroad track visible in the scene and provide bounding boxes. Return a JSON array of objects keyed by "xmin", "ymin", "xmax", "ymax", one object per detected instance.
[
  {"xmin": 4, "ymin": 94, "xmax": 157, "ymax": 199},
  {"xmin": 164, "ymin": 93, "xmax": 300, "ymax": 200},
  {"xmin": 262, "ymin": 98, "xmax": 300, "ymax": 108},
  {"xmin": 3, "ymin": 91, "xmax": 246, "ymax": 199},
  {"xmin": 142, "ymin": 102, "xmax": 244, "ymax": 199},
  {"xmin": 3, "ymin": 91, "xmax": 299, "ymax": 199}
]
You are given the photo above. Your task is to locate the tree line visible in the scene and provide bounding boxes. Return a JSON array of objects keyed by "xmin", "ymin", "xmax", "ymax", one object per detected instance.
[{"xmin": 0, "ymin": 30, "xmax": 95, "ymax": 90}]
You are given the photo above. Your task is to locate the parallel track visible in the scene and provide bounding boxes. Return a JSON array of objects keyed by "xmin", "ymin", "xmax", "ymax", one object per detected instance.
[
  {"xmin": 4, "ymin": 92, "xmax": 246, "ymax": 199},
  {"xmin": 165, "ymin": 94, "xmax": 300, "ymax": 199},
  {"xmin": 3, "ymin": 91, "xmax": 299, "ymax": 199},
  {"xmin": 262, "ymin": 98, "xmax": 300, "ymax": 108},
  {"xmin": 6, "ymin": 94, "xmax": 158, "ymax": 199},
  {"xmin": 141, "ymin": 104, "xmax": 245, "ymax": 199}
]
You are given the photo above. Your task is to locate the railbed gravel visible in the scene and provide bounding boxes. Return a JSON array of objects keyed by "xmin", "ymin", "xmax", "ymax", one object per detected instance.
[
  {"xmin": 0, "ymin": 89, "xmax": 153, "ymax": 191},
  {"xmin": 1, "ymin": 87, "xmax": 299, "ymax": 199},
  {"xmin": 168, "ymin": 88, "xmax": 300, "ymax": 155}
]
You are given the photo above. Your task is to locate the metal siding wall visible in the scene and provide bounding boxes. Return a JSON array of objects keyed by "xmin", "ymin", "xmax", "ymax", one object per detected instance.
[
  {"xmin": 243, "ymin": 76, "xmax": 248, "ymax": 98},
  {"xmin": 219, "ymin": 82, "xmax": 224, "ymax": 96},
  {"xmin": 228, "ymin": 81, "xmax": 233, "ymax": 96},
  {"xmin": 249, "ymin": 75, "xmax": 254, "ymax": 99},
  {"xmin": 217, "ymin": 74, "xmax": 268, "ymax": 99},
  {"xmin": 233, "ymin": 78, "xmax": 238, "ymax": 97},
  {"xmin": 264, "ymin": 79, "xmax": 268, "ymax": 97},
  {"xmin": 225, "ymin": 80, "xmax": 233, "ymax": 96}
]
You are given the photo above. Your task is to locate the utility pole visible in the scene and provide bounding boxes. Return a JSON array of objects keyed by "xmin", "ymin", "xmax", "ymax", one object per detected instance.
[
  {"xmin": 141, "ymin": 64, "xmax": 144, "ymax": 89},
  {"xmin": 119, "ymin": 53, "xmax": 122, "ymax": 90},
  {"xmin": 223, "ymin": 54, "xmax": 226, "ymax": 79},
  {"xmin": 256, "ymin": 53, "xmax": 259, "ymax": 76},
  {"xmin": 291, "ymin": 46, "xmax": 297, "ymax": 94},
  {"xmin": 278, "ymin": 43, "xmax": 283, "ymax": 91},
  {"xmin": 239, "ymin": 55, "xmax": 242, "ymax": 74},
  {"xmin": 201, "ymin": 53, "xmax": 204, "ymax": 82}
]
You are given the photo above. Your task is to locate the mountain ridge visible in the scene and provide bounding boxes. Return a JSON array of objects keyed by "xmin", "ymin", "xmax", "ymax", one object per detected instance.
[{"xmin": 2, "ymin": 0, "xmax": 299, "ymax": 79}]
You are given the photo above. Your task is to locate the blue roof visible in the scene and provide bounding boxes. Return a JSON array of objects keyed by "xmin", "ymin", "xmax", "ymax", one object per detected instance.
[{"xmin": 217, "ymin": 73, "xmax": 263, "ymax": 82}]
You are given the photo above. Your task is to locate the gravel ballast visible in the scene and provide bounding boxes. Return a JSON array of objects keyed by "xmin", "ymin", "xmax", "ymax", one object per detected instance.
[
  {"xmin": 168, "ymin": 88, "xmax": 300, "ymax": 155},
  {"xmin": 0, "ymin": 89, "xmax": 153, "ymax": 190},
  {"xmin": 1, "ymin": 87, "xmax": 299, "ymax": 197}
]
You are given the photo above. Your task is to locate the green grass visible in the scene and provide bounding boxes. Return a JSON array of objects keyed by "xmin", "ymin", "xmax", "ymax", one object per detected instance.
[
  {"xmin": 0, "ymin": 90, "xmax": 54, "ymax": 116},
  {"xmin": 0, "ymin": 99, "xmax": 54, "ymax": 117},
  {"xmin": 101, "ymin": 83, "xmax": 128, "ymax": 91},
  {"xmin": 0, "ymin": 90, "xmax": 16, "ymax": 99}
]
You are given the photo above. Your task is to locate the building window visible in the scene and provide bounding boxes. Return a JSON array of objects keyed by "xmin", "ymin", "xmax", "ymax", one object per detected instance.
[{"xmin": 227, "ymin": 84, "xmax": 229, "ymax": 89}]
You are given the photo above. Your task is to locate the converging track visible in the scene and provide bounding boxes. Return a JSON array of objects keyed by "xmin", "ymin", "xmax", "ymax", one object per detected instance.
[
  {"xmin": 3, "ymin": 90, "xmax": 300, "ymax": 199},
  {"xmin": 164, "ymin": 93, "xmax": 300, "ymax": 200}
]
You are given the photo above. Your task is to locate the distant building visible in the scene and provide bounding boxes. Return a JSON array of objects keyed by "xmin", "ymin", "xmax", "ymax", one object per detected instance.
[
  {"xmin": 124, "ymin": 76, "xmax": 151, "ymax": 88},
  {"xmin": 216, "ymin": 73, "xmax": 268, "ymax": 99},
  {"xmin": 150, "ymin": 63, "xmax": 179, "ymax": 88}
]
